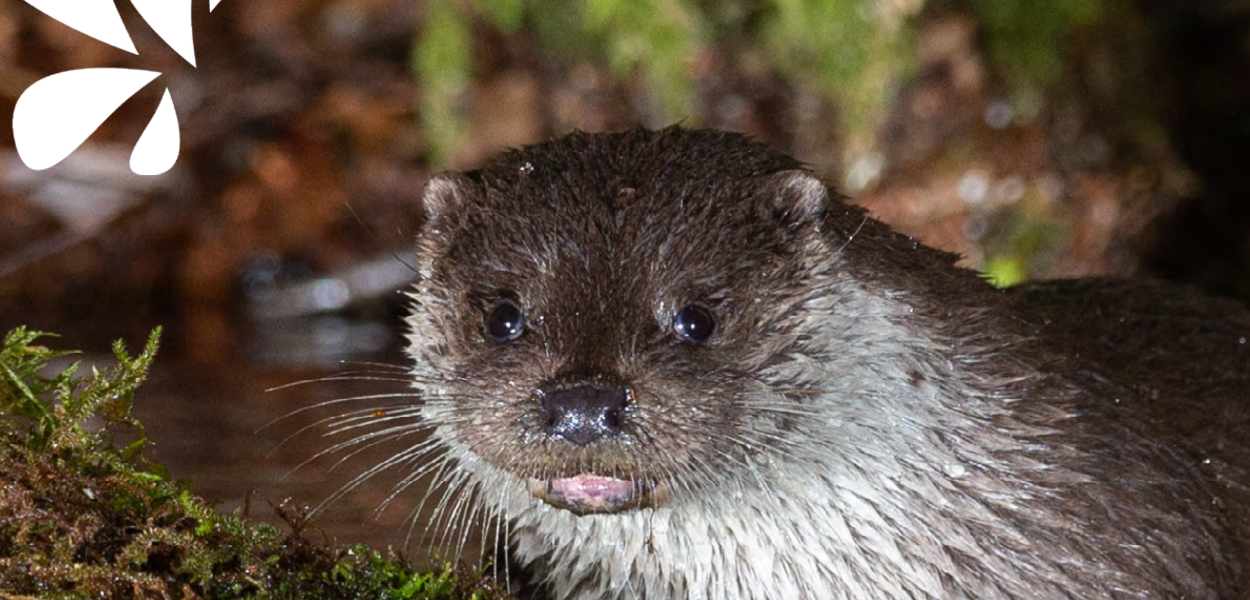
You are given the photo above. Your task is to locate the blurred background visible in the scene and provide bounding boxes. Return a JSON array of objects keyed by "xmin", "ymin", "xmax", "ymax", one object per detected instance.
[{"xmin": 1, "ymin": 0, "xmax": 1249, "ymax": 560}]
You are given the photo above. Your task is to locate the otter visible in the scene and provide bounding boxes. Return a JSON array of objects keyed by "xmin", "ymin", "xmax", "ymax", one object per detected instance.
[{"xmin": 403, "ymin": 127, "xmax": 1250, "ymax": 599}]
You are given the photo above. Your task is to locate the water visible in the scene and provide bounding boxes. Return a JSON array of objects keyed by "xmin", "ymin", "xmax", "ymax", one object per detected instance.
[
  {"xmin": 131, "ymin": 356, "xmax": 432, "ymax": 551},
  {"xmin": 99, "ymin": 314, "xmax": 474, "ymax": 564}
]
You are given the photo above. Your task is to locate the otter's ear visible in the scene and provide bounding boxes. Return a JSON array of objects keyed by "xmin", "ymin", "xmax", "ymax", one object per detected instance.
[
  {"xmin": 421, "ymin": 172, "xmax": 478, "ymax": 221},
  {"xmin": 768, "ymin": 170, "xmax": 831, "ymax": 222}
]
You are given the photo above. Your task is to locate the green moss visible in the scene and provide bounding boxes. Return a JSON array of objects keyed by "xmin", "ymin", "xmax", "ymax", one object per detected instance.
[
  {"xmin": 758, "ymin": 0, "xmax": 915, "ymax": 152},
  {"xmin": 413, "ymin": 0, "xmax": 475, "ymax": 166},
  {"xmin": 981, "ymin": 201, "xmax": 1070, "ymax": 288},
  {"xmin": 967, "ymin": 0, "xmax": 1104, "ymax": 111},
  {"xmin": 0, "ymin": 328, "xmax": 512, "ymax": 600},
  {"xmin": 410, "ymin": 1, "xmax": 1113, "ymax": 169},
  {"xmin": 414, "ymin": 0, "xmax": 703, "ymax": 163},
  {"xmin": 983, "ymin": 256, "xmax": 1028, "ymax": 288}
]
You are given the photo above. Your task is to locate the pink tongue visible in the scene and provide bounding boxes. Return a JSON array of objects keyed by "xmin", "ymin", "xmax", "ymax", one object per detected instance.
[{"xmin": 550, "ymin": 474, "xmax": 635, "ymax": 507}]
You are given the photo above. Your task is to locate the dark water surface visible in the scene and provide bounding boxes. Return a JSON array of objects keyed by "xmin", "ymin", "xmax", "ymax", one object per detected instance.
[{"xmin": 111, "ymin": 322, "xmax": 469, "ymax": 565}]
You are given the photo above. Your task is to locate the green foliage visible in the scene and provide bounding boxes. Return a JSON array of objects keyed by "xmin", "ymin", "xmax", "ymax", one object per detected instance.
[
  {"xmin": 257, "ymin": 545, "xmax": 504, "ymax": 600},
  {"xmin": 0, "ymin": 328, "xmax": 512, "ymax": 600},
  {"xmin": 410, "ymin": 0, "xmax": 1105, "ymax": 167},
  {"xmin": 966, "ymin": 0, "xmax": 1105, "ymax": 111},
  {"xmin": 475, "ymin": 0, "xmax": 524, "ymax": 32},
  {"xmin": 414, "ymin": 0, "xmax": 475, "ymax": 165},
  {"xmin": 414, "ymin": 0, "xmax": 702, "ymax": 163},
  {"xmin": 412, "ymin": 0, "xmax": 913, "ymax": 162},
  {"xmin": 758, "ymin": 0, "xmax": 916, "ymax": 151},
  {"xmin": 580, "ymin": 0, "xmax": 701, "ymax": 119},
  {"xmin": 407, "ymin": 0, "xmax": 917, "ymax": 163},
  {"xmin": 983, "ymin": 255, "xmax": 1028, "ymax": 288},
  {"xmin": 0, "ymin": 326, "xmax": 158, "ymax": 462},
  {"xmin": 982, "ymin": 206, "xmax": 1069, "ymax": 288}
]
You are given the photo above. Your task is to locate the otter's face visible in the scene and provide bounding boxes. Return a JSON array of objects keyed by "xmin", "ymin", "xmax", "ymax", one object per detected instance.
[{"xmin": 407, "ymin": 131, "xmax": 833, "ymax": 515}]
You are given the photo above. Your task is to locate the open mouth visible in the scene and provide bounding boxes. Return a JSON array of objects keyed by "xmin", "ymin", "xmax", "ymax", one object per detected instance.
[{"xmin": 528, "ymin": 474, "xmax": 668, "ymax": 515}]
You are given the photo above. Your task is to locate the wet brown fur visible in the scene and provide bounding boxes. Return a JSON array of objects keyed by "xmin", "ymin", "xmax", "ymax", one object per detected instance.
[{"xmin": 407, "ymin": 127, "xmax": 1250, "ymax": 599}]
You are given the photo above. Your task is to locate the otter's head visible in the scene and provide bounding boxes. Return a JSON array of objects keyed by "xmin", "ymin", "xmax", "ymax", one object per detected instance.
[{"xmin": 407, "ymin": 128, "xmax": 840, "ymax": 516}]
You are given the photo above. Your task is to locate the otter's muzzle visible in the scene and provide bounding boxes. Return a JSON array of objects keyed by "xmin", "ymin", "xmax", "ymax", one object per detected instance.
[{"xmin": 539, "ymin": 384, "xmax": 631, "ymax": 446}]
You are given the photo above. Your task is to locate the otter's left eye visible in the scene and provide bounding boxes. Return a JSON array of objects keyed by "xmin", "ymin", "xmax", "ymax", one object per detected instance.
[
  {"xmin": 673, "ymin": 304, "xmax": 716, "ymax": 343},
  {"xmin": 486, "ymin": 299, "xmax": 525, "ymax": 342}
]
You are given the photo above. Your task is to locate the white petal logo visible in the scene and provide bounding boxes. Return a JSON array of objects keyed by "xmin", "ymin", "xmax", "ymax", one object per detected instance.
[
  {"xmin": 13, "ymin": 0, "xmax": 221, "ymax": 175},
  {"xmin": 130, "ymin": 0, "xmax": 197, "ymax": 67}
]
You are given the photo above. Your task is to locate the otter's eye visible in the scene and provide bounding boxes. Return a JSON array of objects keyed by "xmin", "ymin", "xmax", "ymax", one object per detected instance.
[
  {"xmin": 673, "ymin": 304, "xmax": 716, "ymax": 343},
  {"xmin": 485, "ymin": 299, "xmax": 524, "ymax": 342}
]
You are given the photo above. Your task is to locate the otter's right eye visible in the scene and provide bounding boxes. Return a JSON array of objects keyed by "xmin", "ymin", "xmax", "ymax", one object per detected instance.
[{"xmin": 485, "ymin": 299, "xmax": 525, "ymax": 342}]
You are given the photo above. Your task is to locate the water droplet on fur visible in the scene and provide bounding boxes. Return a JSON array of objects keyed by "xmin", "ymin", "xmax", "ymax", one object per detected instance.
[
  {"xmin": 1240, "ymin": 337, "xmax": 1246, "ymax": 344},
  {"xmin": 519, "ymin": 162, "xmax": 534, "ymax": 175},
  {"xmin": 944, "ymin": 463, "xmax": 967, "ymax": 478}
]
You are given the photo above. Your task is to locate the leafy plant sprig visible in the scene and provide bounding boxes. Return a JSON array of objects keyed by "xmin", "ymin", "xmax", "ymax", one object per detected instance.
[
  {"xmin": 0, "ymin": 327, "xmax": 512, "ymax": 599},
  {"xmin": 0, "ymin": 326, "xmax": 159, "ymax": 460}
]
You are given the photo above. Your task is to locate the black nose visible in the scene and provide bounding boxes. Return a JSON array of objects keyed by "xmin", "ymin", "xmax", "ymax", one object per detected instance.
[{"xmin": 540, "ymin": 385, "xmax": 630, "ymax": 446}]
